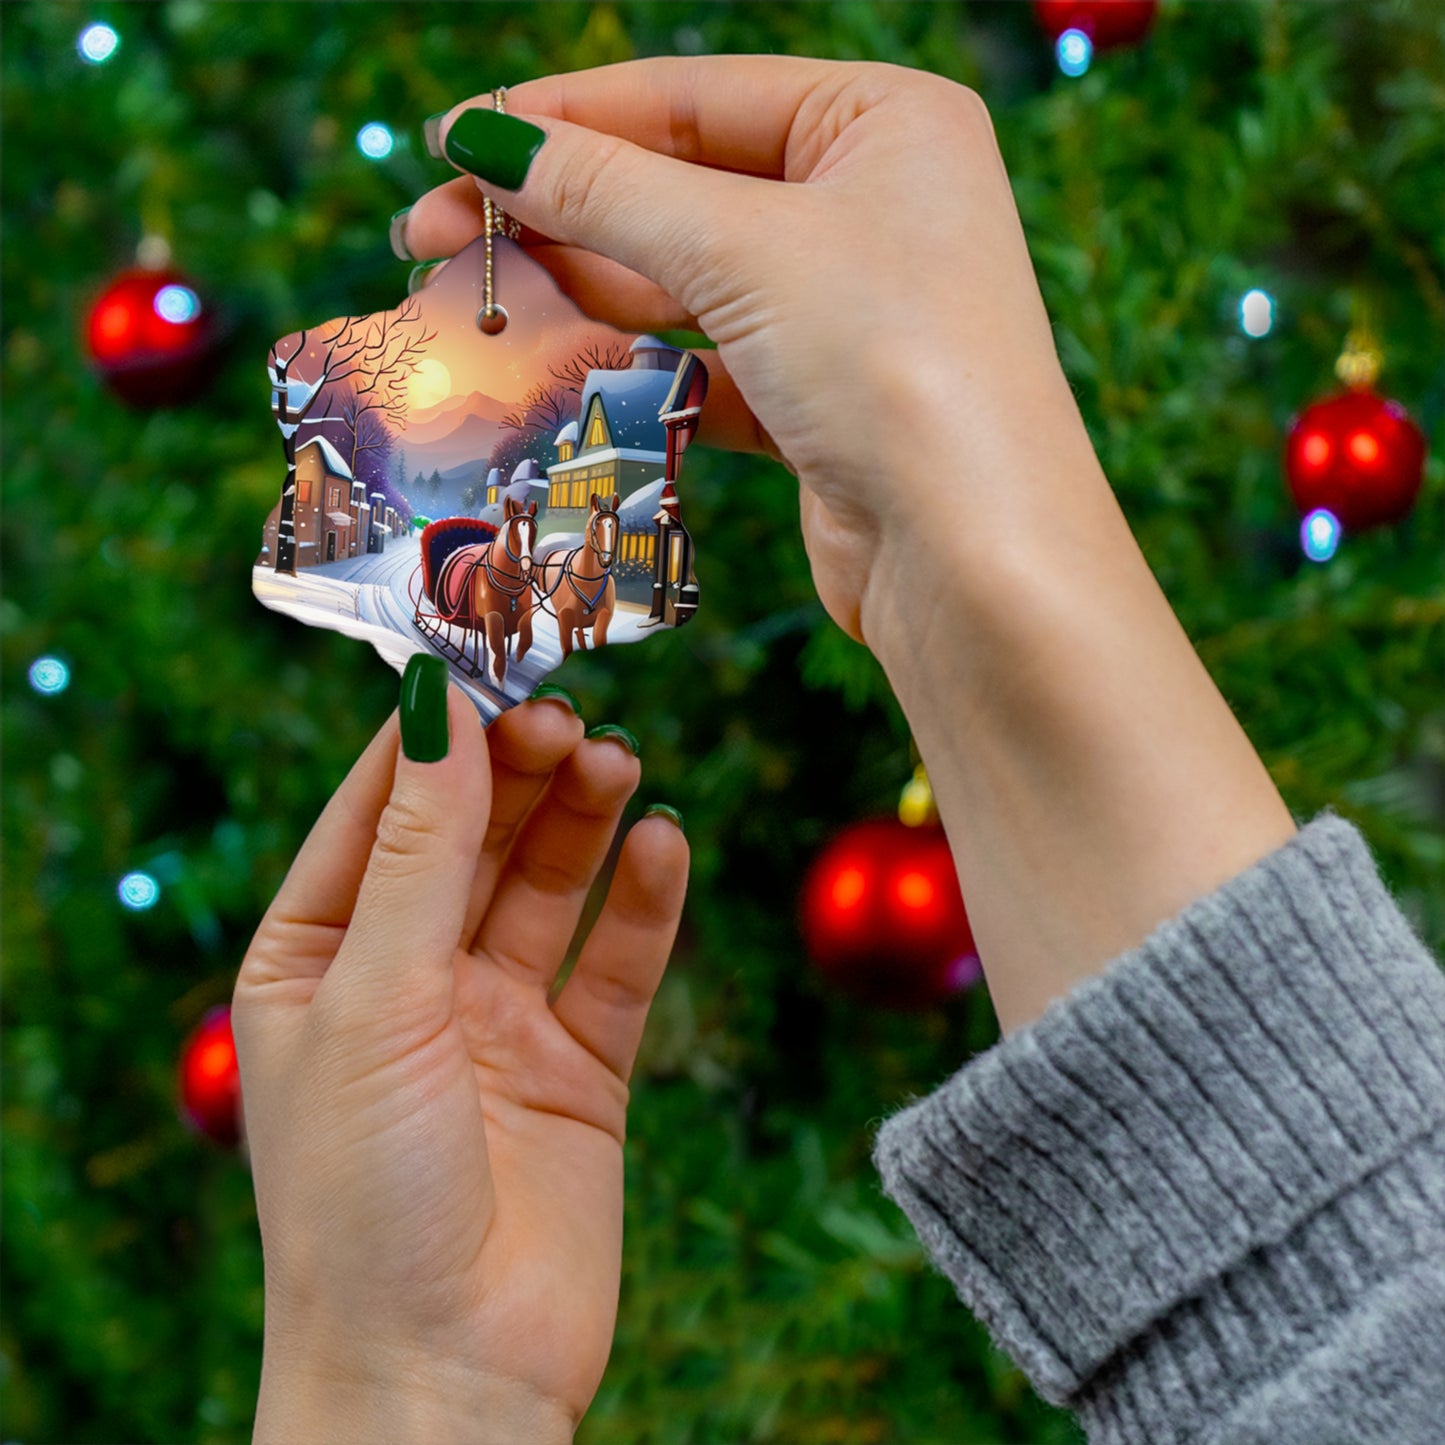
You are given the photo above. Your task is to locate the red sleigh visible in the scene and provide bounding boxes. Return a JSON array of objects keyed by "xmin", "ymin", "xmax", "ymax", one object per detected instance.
[{"xmin": 408, "ymin": 516, "xmax": 501, "ymax": 679}]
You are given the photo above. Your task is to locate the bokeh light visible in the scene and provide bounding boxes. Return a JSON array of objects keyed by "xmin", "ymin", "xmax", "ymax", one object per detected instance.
[
  {"xmin": 1240, "ymin": 288, "xmax": 1274, "ymax": 338},
  {"xmin": 1301, "ymin": 508, "xmax": 1342, "ymax": 563},
  {"xmin": 28, "ymin": 656, "xmax": 71, "ymax": 695},
  {"xmin": 830, "ymin": 865, "xmax": 867, "ymax": 911},
  {"xmin": 78, "ymin": 23, "xmax": 119, "ymax": 64},
  {"xmin": 1348, "ymin": 430, "xmax": 1380, "ymax": 466},
  {"xmin": 356, "ymin": 122, "xmax": 395, "ymax": 159},
  {"xmin": 1057, "ymin": 29, "xmax": 1093, "ymax": 77},
  {"xmin": 118, "ymin": 871, "xmax": 161, "ymax": 910},
  {"xmin": 153, "ymin": 284, "xmax": 201, "ymax": 324}
]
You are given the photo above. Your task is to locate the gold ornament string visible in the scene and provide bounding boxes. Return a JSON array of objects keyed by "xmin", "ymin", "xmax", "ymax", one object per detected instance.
[{"xmin": 478, "ymin": 86, "xmax": 522, "ymax": 335}]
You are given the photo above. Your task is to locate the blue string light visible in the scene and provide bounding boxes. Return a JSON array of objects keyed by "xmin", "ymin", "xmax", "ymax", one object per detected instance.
[
  {"xmin": 118, "ymin": 872, "xmax": 161, "ymax": 911},
  {"xmin": 28, "ymin": 656, "xmax": 71, "ymax": 695},
  {"xmin": 1240, "ymin": 289, "xmax": 1275, "ymax": 338},
  {"xmin": 1301, "ymin": 508, "xmax": 1341, "ymax": 563},
  {"xmin": 78, "ymin": 22, "xmax": 119, "ymax": 64},
  {"xmin": 1057, "ymin": 28, "xmax": 1093, "ymax": 77},
  {"xmin": 154, "ymin": 284, "xmax": 201, "ymax": 324},
  {"xmin": 356, "ymin": 122, "xmax": 395, "ymax": 160}
]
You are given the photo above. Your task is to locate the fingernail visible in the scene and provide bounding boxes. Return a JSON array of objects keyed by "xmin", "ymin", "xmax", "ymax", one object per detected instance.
[
  {"xmin": 407, "ymin": 258, "xmax": 448, "ymax": 296},
  {"xmin": 528, "ymin": 683, "xmax": 581, "ymax": 716},
  {"xmin": 654, "ymin": 328, "xmax": 717, "ymax": 352},
  {"xmin": 423, "ymin": 112, "xmax": 446, "ymax": 160},
  {"xmin": 400, "ymin": 653, "xmax": 449, "ymax": 762},
  {"xmin": 644, "ymin": 803, "xmax": 685, "ymax": 834},
  {"xmin": 443, "ymin": 107, "xmax": 546, "ymax": 191},
  {"xmin": 389, "ymin": 207, "xmax": 413, "ymax": 262},
  {"xmin": 585, "ymin": 723, "xmax": 639, "ymax": 756}
]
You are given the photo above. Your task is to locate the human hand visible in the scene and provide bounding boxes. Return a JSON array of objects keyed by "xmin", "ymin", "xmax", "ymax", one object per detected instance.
[
  {"xmin": 402, "ymin": 59, "xmax": 1296, "ymax": 1036},
  {"xmin": 233, "ymin": 675, "xmax": 687, "ymax": 1443},
  {"xmin": 402, "ymin": 56, "xmax": 1094, "ymax": 644}
]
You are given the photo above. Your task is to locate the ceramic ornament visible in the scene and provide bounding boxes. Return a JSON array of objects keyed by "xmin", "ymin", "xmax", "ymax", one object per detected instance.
[{"xmin": 255, "ymin": 234, "xmax": 709, "ymax": 719}]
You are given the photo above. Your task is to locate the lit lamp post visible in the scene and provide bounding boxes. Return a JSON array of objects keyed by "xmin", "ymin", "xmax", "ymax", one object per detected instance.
[{"xmin": 649, "ymin": 355, "xmax": 709, "ymax": 626}]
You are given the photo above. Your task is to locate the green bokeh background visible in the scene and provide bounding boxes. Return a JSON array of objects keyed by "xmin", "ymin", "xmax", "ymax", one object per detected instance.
[{"xmin": 2, "ymin": 3, "xmax": 1440, "ymax": 1442}]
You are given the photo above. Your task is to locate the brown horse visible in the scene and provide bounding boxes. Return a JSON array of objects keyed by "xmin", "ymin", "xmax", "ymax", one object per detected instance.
[
  {"xmin": 436, "ymin": 497, "xmax": 537, "ymax": 687},
  {"xmin": 535, "ymin": 493, "xmax": 618, "ymax": 660}
]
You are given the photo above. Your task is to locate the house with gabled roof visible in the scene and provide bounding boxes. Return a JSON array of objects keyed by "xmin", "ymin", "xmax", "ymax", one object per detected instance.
[
  {"xmin": 258, "ymin": 435, "xmax": 358, "ymax": 568},
  {"xmin": 544, "ymin": 336, "xmax": 683, "ymax": 514}
]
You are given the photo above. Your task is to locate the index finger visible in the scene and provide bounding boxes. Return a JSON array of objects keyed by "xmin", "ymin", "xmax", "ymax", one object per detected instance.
[{"xmin": 469, "ymin": 55, "xmax": 851, "ymax": 180}]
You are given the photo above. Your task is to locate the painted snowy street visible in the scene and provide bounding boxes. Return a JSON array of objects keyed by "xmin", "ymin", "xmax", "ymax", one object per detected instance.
[{"xmin": 252, "ymin": 531, "xmax": 659, "ymax": 716}]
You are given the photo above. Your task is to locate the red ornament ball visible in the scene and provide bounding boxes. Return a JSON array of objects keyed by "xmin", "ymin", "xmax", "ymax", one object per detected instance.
[
  {"xmin": 800, "ymin": 818, "xmax": 980, "ymax": 1010},
  {"xmin": 1284, "ymin": 389, "xmax": 1426, "ymax": 532},
  {"xmin": 85, "ymin": 267, "xmax": 218, "ymax": 407},
  {"xmin": 178, "ymin": 1005, "xmax": 242, "ymax": 1147},
  {"xmin": 1033, "ymin": 0, "xmax": 1158, "ymax": 49}
]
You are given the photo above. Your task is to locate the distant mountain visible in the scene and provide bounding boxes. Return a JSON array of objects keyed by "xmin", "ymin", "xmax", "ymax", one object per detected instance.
[
  {"xmin": 404, "ymin": 390, "xmax": 512, "ymax": 446},
  {"xmin": 438, "ymin": 457, "xmax": 489, "ymax": 488},
  {"xmin": 409, "ymin": 411, "xmax": 505, "ymax": 472}
]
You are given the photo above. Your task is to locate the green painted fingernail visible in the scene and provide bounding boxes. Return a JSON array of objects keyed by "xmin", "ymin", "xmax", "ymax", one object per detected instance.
[
  {"xmin": 529, "ymin": 683, "xmax": 581, "ymax": 716},
  {"xmin": 644, "ymin": 804, "xmax": 684, "ymax": 834},
  {"xmin": 443, "ymin": 107, "xmax": 546, "ymax": 191},
  {"xmin": 585, "ymin": 723, "xmax": 639, "ymax": 756},
  {"xmin": 407, "ymin": 258, "xmax": 448, "ymax": 296},
  {"xmin": 400, "ymin": 653, "xmax": 449, "ymax": 762},
  {"xmin": 654, "ymin": 328, "xmax": 717, "ymax": 352},
  {"xmin": 423, "ymin": 112, "xmax": 446, "ymax": 160},
  {"xmin": 389, "ymin": 206, "xmax": 413, "ymax": 262}
]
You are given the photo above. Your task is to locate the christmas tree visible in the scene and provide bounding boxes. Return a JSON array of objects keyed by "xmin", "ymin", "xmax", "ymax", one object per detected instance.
[{"xmin": 2, "ymin": 3, "xmax": 1439, "ymax": 1442}]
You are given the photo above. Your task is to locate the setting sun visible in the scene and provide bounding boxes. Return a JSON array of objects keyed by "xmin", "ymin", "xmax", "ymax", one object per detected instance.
[{"xmin": 406, "ymin": 357, "xmax": 452, "ymax": 411}]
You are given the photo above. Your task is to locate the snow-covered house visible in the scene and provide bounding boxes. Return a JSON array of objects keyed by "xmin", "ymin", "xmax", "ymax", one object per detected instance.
[
  {"xmin": 479, "ymin": 457, "xmax": 547, "ymax": 527},
  {"xmin": 612, "ymin": 477, "xmax": 664, "ymax": 602},
  {"xmin": 543, "ymin": 336, "xmax": 684, "ymax": 514},
  {"xmin": 257, "ymin": 435, "xmax": 358, "ymax": 568},
  {"xmin": 367, "ymin": 492, "xmax": 388, "ymax": 554}
]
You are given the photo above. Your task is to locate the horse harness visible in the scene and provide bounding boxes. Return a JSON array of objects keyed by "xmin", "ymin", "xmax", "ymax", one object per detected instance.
[
  {"xmin": 533, "ymin": 511, "xmax": 616, "ymax": 619},
  {"xmin": 481, "ymin": 516, "xmax": 535, "ymax": 615}
]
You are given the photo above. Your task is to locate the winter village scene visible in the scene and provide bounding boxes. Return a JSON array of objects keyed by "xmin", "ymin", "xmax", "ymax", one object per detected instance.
[{"xmin": 253, "ymin": 235, "xmax": 708, "ymax": 719}]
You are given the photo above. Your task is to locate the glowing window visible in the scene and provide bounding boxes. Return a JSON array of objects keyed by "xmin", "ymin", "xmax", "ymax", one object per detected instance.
[
  {"xmin": 297, "ymin": 480, "xmax": 312, "ymax": 504},
  {"xmin": 558, "ymin": 443, "xmax": 574, "ymax": 462},
  {"xmin": 588, "ymin": 409, "xmax": 607, "ymax": 447}
]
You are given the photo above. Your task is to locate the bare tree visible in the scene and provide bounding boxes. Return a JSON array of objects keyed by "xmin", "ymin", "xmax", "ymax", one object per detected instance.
[
  {"xmin": 486, "ymin": 426, "xmax": 538, "ymax": 481},
  {"xmin": 549, "ymin": 340, "xmax": 632, "ymax": 394},
  {"xmin": 267, "ymin": 297, "xmax": 435, "ymax": 574},
  {"xmin": 267, "ymin": 316, "xmax": 368, "ymax": 575},
  {"xmin": 333, "ymin": 295, "xmax": 437, "ymax": 477},
  {"xmin": 500, "ymin": 381, "xmax": 574, "ymax": 436},
  {"xmin": 329, "ymin": 385, "xmax": 397, "ymax": 480}
]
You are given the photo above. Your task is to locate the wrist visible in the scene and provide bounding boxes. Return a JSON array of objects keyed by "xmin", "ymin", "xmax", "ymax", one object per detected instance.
[
  {"xmin": 254, "ymin": 1341, "xmax": 574, "ymax": 1445},
  {"xmin": 856, "ymin": 428, "xmax": 1293, "ymax": 1033},
  {"xmin": 858, "ymin": 411, "xmax": 1120, "ymax": 685}
]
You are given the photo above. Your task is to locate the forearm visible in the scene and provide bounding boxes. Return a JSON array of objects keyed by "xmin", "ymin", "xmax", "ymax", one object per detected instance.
[{"xmin": 861, "ymin": 400, "xmax": 1295, "ymax": 1033}]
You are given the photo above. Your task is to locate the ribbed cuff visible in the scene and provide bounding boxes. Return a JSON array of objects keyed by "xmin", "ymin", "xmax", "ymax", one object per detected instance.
[{"xmin": 872, "ymin": 813, "xmax": 1445, "ymax": 1429}]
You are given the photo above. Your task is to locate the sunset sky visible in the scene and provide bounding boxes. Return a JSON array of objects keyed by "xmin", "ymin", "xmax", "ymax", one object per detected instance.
[{"xmin": 272, "ymin": 235, "xmax": 632, "ymax": 419}]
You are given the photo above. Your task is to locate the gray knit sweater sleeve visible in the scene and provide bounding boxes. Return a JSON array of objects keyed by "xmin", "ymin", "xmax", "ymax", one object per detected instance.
[{"xmin": 872, "ymin": 813, "xmax": 1445, "ymax": 1444}]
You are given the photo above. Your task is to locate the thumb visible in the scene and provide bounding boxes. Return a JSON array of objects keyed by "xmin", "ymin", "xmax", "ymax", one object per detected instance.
[
  {"xmin": 439, "ymin": 105, "xmax": 764, "ymax": 321},
  {"xmin": 326, "ymin": 657, "xmax": 489, "ymax": 1026}
]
